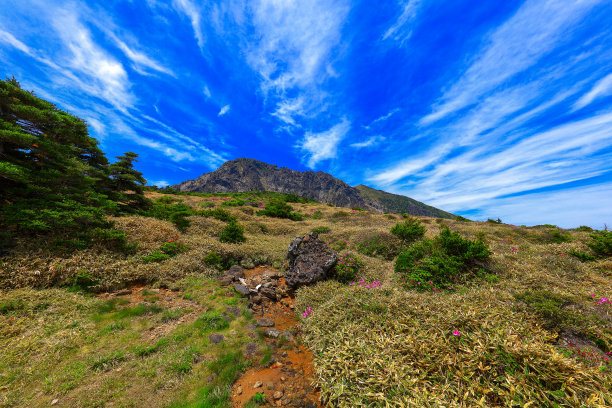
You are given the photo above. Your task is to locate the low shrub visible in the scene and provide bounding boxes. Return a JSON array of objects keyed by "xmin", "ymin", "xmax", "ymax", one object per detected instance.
[
  {"xmin": 568, "ymin": 249, "xmax": 596, "ymax": 262},
  {"xmin": 312, "ymin": 226, "xmax": 331, "ymax": 234},
  {"xmin": 455, "ymin": 215, "xmax": 472, "ymax": 222},
  {"xmin": 202, "ymin": 208, "xmax": 236, "ymax": 223},
  {"xmin": 587, "ymin": 230, "xmax": 612, "ymax": 258},
  {"xmin": 142, "ymin": 250, "xmax": 171, "ymax": 263},
  {"xmin": 141, "ymin": 198, "xmax": 194, "ymax": 231},
  {"xmin": 547, "ymin": 229, "xmax": 572, "ymax": 243},
  {"xmin": 219, "ymin": 220, "xmax": 246, "ymax": 243},
  {"xmin": 328, "ymin": 239, "xmax": 349, "ymax": 252},
  {"xmin": 143, "ymin": 237, "xmax": 189, "ymax": 262},
  {"xmin": 221, "ymin": 198, "xmax": 246, "ymax": 207},
  {"xmin": 203, "ymin": 251, "xmax": 224, "ymax": 267},
  {"xmin": 575, "ymin": 225, "xmax": 594, "ymax": 232},
  {"xmin": 310, "ymin": 210, "xmax": 324, "ymax": 219},
  {"xmin": 258, "ymin": 200, "xmax": 303, "ymax": 221},
  {"xmin": 487, "ymin": 218, "xmax": 502, "ymax": 224},
  {"xmin": 70, "ymin": 269, "xmax": 99, "ymax": 291},
  {"xmin": 395, "ymin": 227, "xmax": 491, "ymax": 289},
  {"xmin": 355, "ymin": 232, "xmax": 402, "ymax": 260},
  {"xmin": 390, "ymin": 217, "xmax": 425, "ymax": 244},
  {"xmin": 331, "ymin": 211, "xmax": 349, "ymax": 219},
  {"xmin": 334, "ymin": 253, "xmax": 364, "ymax": 283}
]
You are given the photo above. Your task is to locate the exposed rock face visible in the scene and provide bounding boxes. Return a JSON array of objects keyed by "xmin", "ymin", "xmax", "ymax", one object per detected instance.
[
  {"xmin": 285, "ymin": 233, "xmax": 337, "ymax": 289},
  {"xmin": 172, "ymin": 158, "xmax": 454, "ymax": 218}
]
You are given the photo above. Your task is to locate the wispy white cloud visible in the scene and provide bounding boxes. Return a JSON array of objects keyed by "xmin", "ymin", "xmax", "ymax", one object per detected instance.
[
  {"xmin": 218, "ymin": 104, "xmax": 230, "ymax": 116},
  {"xmin": 0, "ymin": 29, "xmax": 32, "ymax": 54},
  {"xmin": 112, "ymin": 36, "xmax": 174, "ymax": 77},
  {"xmin": 52, "ymin": 9, "xmax": 134, "ymax": 111},
  {"xmin": 150, "ymin": 180, "xmax": 170, "ymax": 187},
  {"xmin": 350, "ymin": 135, "xmax": 386, "ymax": 149},
  {"xmin": 299, "ymin": 119, "xmax": 351, "ymax": 168},
  {"xmin": 421, "ymin": 0, "xmax": 603, "ymax": 125},
  {"xmin": 382, "ymin": 0, "xmax": 421, "ymax": 45},
  {"xmin": 574, "ymin": 72, "xmax": 612, "ymax": 110},
  {"xmin": 203, "ymin": 85, "xmax": 212, "ymax": 99},
  {"xmin": 172, "ymin": 0, "xmax": 204, "ymax": 49},
  {"xmin": 242, "ymin": 0, "xmax": 350, "ymax": 126}
]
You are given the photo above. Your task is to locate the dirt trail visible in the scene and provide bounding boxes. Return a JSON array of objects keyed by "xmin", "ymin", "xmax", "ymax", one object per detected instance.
[{"xmin": 231, "ymin": 267, "xmax": 321, "ymax": 408}]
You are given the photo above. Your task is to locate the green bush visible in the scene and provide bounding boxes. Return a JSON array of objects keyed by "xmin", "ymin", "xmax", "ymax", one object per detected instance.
[
  {"xmin": 487, "ymin": 218, "xmax": 502, "ymax": 224},
  {"xmin": 203, "ymin": 251, "xmax": 224, "ymax": 267},
  {"xmin": 258, "ymin": 200, "xmax": 303, "ymax": 221},
  {"xmin": 390, "ymin": 217, "xmax": 425, "ymax": 243},
  {"xmin": 220, "ymin": 199, "xmax": 246, "ymax": 207},
  {"xmin": 70, "ymin": 269, "xmax": 99, "ymax": 291},
  {"xmin": 437, "ymin": 227, "xmax": 490, "ymax": 262},
  {"xmin": 312, "ymin": 226, "xmax": 331, "ymax": 234},
  {"xmin": 141, "ymin": 198, "xmax": 194, "ymax": 231},
  {"xmin": 355, "ymin": 232, "xmax": 402, "ymax": 260},
  {"xmin": 160, "ymin": 241, "xmax": 189, "ymax": 255},
  {"xmin": 568, "ymin": 249, "xmax": 596, "ymax": 262},
  {"xmin": 310, "ymin": 210, "xmax": 324, "ymax": 219},
  {"xmin": 202, "ymin": 208, "xmax": 236, "ymax": 223},
  {"xmin": 328, "ymin": 239, "xmax": 349, "ymax": 252},
  {"xmin": 455, "ymin": 215, "xmax": 472, "ymax": 222},
  {"xmin": 587, "ymin": 230, "xmax": 612, "ymax": 258},
  {"xmin": 219, "ymin": 220, "xmax": 246, "ymax": 243},
  {"xmin": 142, "ymin": 250, "xmax": 171, "ymax": 263},
  {"xmin": 575, "ymin": 225, "xmax": 593, "ymax": 232},
  {"xmin": 548, "ymin": 229, "xmax": 571, "ymax": 243},
  {"xmin": 395, "ymin": 227, "xmax": 491, "ymax": 289},
  {"xmin": 282, "ymin": 193, "xmax": 308, "ymax": 203},
  {"xmin": 334, "ymin": 253, "xmax": 364, "ymax": 283},
  {"xmin": 142, "ymin": 239, "xmax": 189, "ymax": 263},
  {"xmin": 331, "ymin": 211, "xmax": 349, "ymax": 219}
]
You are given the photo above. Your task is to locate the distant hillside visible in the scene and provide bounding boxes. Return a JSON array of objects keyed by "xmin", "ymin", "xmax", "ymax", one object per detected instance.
[
  {"xmin": 173, "ymin": 158, "xmax": 454, "ymax": 218},
  {"xmin": 354, "ymin": 185, "xmax": 454, "ymax": 219}
]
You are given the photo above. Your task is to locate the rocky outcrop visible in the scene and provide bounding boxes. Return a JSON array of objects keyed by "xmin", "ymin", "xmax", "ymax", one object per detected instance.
[
  {"xmin": 285, "ymin": 232, "xmax": 337, "ymax": 289},
  {"xmin": 172, "ymin": 158, "xmax": 454, "ymax": 218}
]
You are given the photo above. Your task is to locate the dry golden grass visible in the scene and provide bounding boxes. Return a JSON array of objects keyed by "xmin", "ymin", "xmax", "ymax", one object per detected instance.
[{"xmin": 1, "ymin": 193, "xmax": 611, "ymax": 407}]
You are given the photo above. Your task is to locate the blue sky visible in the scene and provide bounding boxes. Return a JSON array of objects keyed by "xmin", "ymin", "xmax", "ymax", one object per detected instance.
[{"xmin": 1, "ymin": 0, "xmax": 611, "ymax": 228}]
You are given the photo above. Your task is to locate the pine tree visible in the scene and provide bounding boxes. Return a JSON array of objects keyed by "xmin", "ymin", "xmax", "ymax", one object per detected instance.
[
  {"xmin": 108, "ymin": 152, "xmax": 150, "ymax": 212},
  {"xmin": 0, "ymin": 77, "xmax": 116, "ymax": 235}
]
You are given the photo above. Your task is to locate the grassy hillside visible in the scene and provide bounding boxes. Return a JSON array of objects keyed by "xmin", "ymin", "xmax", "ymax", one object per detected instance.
[
  {"xmin": 354, "ymin": 184, "xmax": 455, "ymax": 219},
  {"xmin": 1, "ymin": 192, "xmax": 611, "ymax": 407}
]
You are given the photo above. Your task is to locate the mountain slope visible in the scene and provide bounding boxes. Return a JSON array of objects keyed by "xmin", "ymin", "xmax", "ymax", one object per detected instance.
[
  {"xmin": 354, "ymin": 184, "xmax": 455, "ymax": 219},
  {"xmin": 173, "ymin": 158, "xmax": 454, "ymax": 218}
]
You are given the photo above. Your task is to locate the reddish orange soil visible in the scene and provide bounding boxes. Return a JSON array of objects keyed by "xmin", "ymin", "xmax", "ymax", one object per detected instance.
[{"xmin": 231, "ymin": 268, "xmax": 321, "ymax": 408}]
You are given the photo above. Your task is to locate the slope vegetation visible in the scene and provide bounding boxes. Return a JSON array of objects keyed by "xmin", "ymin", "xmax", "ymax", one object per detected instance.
[{"xmin": 1, "ymin": 192, "xmax": 610, "ymax": 407}]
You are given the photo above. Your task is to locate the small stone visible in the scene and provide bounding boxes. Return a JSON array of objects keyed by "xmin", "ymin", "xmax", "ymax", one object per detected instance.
[
  {"xmin": 233, "ymin": 283, "xmax": 249, "ymax": 296},
  {"xmin": 250, "ymin": 295, "xmax": 263, "ymax": 305},
  {"xmin": 245, "ymin": 323, "xmax": 257, "ymax": 330},
  {"xmin": 273, "ymin": 361, "xmax": 284, "ymax": 368},
  {"xmin": 225, "ymin": 306, "xmax": 242, "ymax": 317},
  {"xmin": 245, "ymin": 342, "xmax": 259, "ymax": 356},
  {"xmin": 253, "ymin": 380, "xmax": 263, "ymax": 388},
  {"xmin": 280, "ymin": 376, "xmax": 286, "ymax": 382},
  {"xmin": 236, "ymin": 386, "xmax": 243, "ymax": 395},
  {"xmin": 218, "ymin": 274, "xmax": 234, "ymax": 285},
  {"xmin": 257, "ymin": 318, "xmax": 274, "ymax": 327},
  {"xmin": 228, "ymin": 265, "xmax": 245, "ymax": 278},
  {"xmin": 51, "ymin": 399, "xmax": 59, "ymax": 406},
  {"xmin": 264, "ymin": 328, "xmax": 281, "ymax": 338},
  {"xmin": 289, "ymin": 304, "xmax": 295, "ymax": 309},
  {"xmin": 273, "ymin": 391, "xmax": 283, "ymax": 400},
  {"xmin": 281, "ymin": 331, "xmax": 294, "ymax": 341},
  {"xmin": 209, "ymin": 333, "xmax": 224, "ymax": 344},
  {"xmin": 281, "ymin": 352, "xmax": 288, "ymax": 358}
]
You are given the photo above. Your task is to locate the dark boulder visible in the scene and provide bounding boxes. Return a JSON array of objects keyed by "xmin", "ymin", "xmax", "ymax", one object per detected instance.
[{"xmin": 285, "ymin": 232, "xmax": 337, "ymax": 289}]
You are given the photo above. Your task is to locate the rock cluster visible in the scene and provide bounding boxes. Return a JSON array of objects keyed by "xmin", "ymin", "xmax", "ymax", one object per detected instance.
[{"xmin": 217, "ymin": 265, "xmax": 290, "ymax": 312}]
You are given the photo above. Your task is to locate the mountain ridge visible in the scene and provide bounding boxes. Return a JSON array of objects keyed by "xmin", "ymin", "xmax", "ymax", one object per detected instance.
[{"xmin": 173, "ymin": 158, "xmax": 454, "ymax": 218}]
